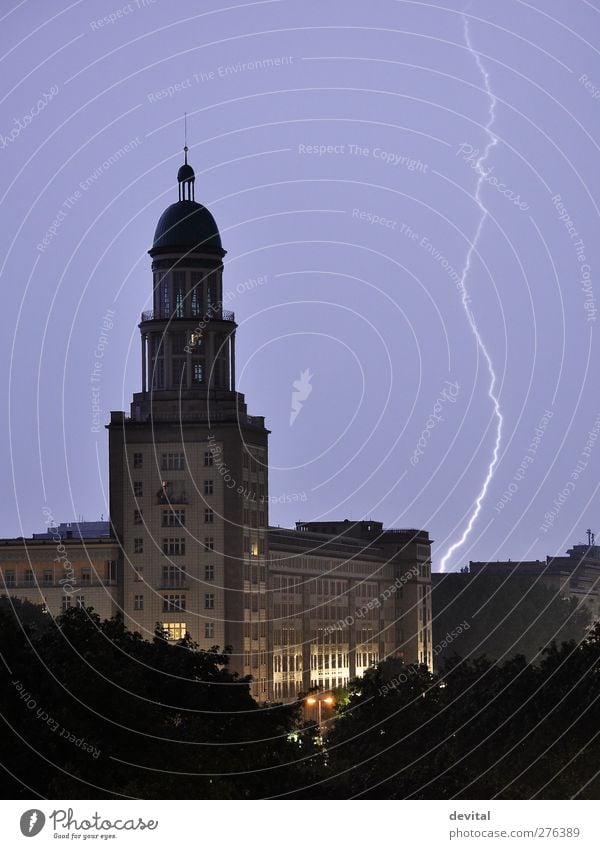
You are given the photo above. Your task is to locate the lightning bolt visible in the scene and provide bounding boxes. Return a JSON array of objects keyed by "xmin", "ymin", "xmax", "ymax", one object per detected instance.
[
  {"xmin": 439, "ymin": 14, "xmax": 503, "ymax": 572},
  {"xmin": 29, "ymin": 812, "xmax": 38, "ymax": 833}
]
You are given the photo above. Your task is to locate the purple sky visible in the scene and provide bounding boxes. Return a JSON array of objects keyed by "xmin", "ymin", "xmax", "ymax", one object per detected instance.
[{"xmin": 1, "ymin": 0, "xmax": 599, "ymax": 571}]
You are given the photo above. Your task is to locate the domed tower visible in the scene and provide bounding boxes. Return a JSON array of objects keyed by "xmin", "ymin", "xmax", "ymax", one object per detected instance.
[{"xmin": 108, "ymin": 150, "xmax": 270, "ymax": 699}]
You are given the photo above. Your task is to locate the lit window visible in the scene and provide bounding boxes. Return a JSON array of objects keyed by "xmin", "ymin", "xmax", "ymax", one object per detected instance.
[
  {"xmin": 251, "ymin": 541, "xmax": 259, "ymax": 557},
  {"xmin": 193, "ymin": 363, "xmax": 204, "ymax": 384},
  {"xmin": 162, "ymin": 622, "xmax": 187, "ymax": 641}
]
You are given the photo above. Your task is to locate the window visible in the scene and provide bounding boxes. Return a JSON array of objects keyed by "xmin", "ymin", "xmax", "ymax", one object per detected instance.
[
  {"xmin": 205, "ymin": 593, "xmax": 214, "ymax": 609},
  {"xmin": 163, "ymin": 594, "xmax": 186, "ymax": 612},
  {"xmin": 106, "ymin": 560, "xmax": 117, "ymax": 583},
  {"xmin": 204, "ymin": 508, "xmax": 214, "ymax": 524},
  {"xmin": 133, "ymin": 452, "xmax": 143, "ymax": 469},
  {"xmin": 161, "ymin": 452, "xmax": 185, "ymax": 471},
  {"xmin": 191, "ymin": 289, "xmax": 202, "ymax": 319},
  {"xmin": 160, "ymin": 276, "xmax": 170, "ymax": 318},
  {"xmin": 134, "ymin": 567, "xmax": 144, "ymax": 582},
  {"xmin": 193, "ymin": 363, "xmax": 204, "ymax": 384},
  {"xmin": 250, "ymin": 541, "xmax": 259, "ymax": 557},
  {"xmin": 24, "ymin": 569, "xmax": 34, "ymax": 586},
  {"xmin": 62, "ymin": 596, "xmax": 71, "ymax": 612},
  {"xmin": 204, "ymin": 451, "xmax": 213, "ymax": 467},
  {"xmin": 162, "ymin": 565, "xmax": 186, "ymax": 587},
  {"xmin": 204, "ymin": 564, "xmax": 214, "ymax": 581},
  {"xmin": 133, "ymin": 481, "xmax": 143, "ymax": 497},
  {"xmin": 4, "ymin": 569, "xmax": 15, "ymax": 587},
  {"xmin": 162, "ymin": 538, "xmax": 186, "ymax": 556},
  {"xmin": 134, "ymin": 538, "xmax": 143, "ymax": 554},
  {"xmin": 81, "ymin": 568, "xmax": 91, "ymax": 585},
  {"xmin": 174, "ymin": 273, "xmax": 186, "ymax": 318},
  {"xmin": 133, "ymin": 509, "xmax": 143, "ymax": 525},
  {"xmin": 76, "ymin": 595, "xmax": 85, "ymax": 608},
  {"xmin": 203, "ymin": 537, "xmax": 214, "ymax": 551},
  {"xmin": 162, "ymin": 508, "xmax": 185, "ymax": 527},
  {"xmin": 134, "ymin": 595, "xmax": 144, "ymax": 611},
  {"xmin": 162, "ymin": 622, "xmax": 186, "ymax": 641},
  {"xmin": 204, "ymin": 622, "xmax": 214, "ymax": 639},
  {"xmin": 42, "ymin": 570, "xmax": 53, "ymax": 586},
  {"xmin": 204, "ymin": 480, "xmax": 214, "ymax": 496}
]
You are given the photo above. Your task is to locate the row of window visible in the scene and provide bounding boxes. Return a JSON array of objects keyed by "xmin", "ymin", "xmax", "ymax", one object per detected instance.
[
  {"xmin": 1, "ymin": 563, "xmax": 117, "ymax": 587},
  {"xmin": 133, "ymin": 508, "xmax": 215, "ymax": 526},
  {"xmin": 132, "ymin": 480, "xmax": 215, "ymax": 497},
  {"xmin": 132, "ymin": 451, "xmax": 214, "ymax": 470},
  {"xmin": 157, "ymin": 621, "xmax": 215, "ymax": 641},
  {"xmin": 132, "ymin": 593, "xmax": 216, "ymax": 612}
]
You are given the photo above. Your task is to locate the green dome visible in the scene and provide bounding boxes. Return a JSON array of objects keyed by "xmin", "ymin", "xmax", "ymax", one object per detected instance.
[{"xmin": 152, "ymin": 200, "xmax": 222, "ymax": 252}]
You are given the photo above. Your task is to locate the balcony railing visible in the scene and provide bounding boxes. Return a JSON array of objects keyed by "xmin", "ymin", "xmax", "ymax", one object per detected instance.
[{"xmin": 140, "ymin": 309, "xmax": 235, "ymax": 323}]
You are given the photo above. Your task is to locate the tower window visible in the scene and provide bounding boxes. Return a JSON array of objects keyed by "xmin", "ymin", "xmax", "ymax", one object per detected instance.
[
  {"xmin": 160, "ymin": 276, "xmax": 170, "ymax": 318},
  {"xmin": 191, "ymin": 289, "xmax": 202, "ymax": 318},
  {"xmin": 192, "ymin": 362, "xmax": 204, "ymax": 384}
]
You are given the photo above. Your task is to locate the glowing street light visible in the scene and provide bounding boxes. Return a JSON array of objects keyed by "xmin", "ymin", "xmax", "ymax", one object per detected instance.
[{"xmin": 305, "ymin": 693, "xmax": 335, "ymax": 728}]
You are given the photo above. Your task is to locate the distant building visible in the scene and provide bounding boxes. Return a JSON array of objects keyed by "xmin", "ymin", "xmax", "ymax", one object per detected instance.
[{"xmin": 468, "ymin": 536, "xmax": 600, "ymax": 620}]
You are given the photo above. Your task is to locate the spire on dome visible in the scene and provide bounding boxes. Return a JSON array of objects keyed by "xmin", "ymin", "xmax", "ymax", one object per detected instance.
[{"xmin": 177, "ymin": 113, "xmax": 195, "ymax": 201}]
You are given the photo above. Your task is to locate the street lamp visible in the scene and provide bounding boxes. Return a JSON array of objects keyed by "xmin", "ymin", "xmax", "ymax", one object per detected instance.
[{"xmin": 305, "ymin": 694, "xmax": 334, "ymax": 728}]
